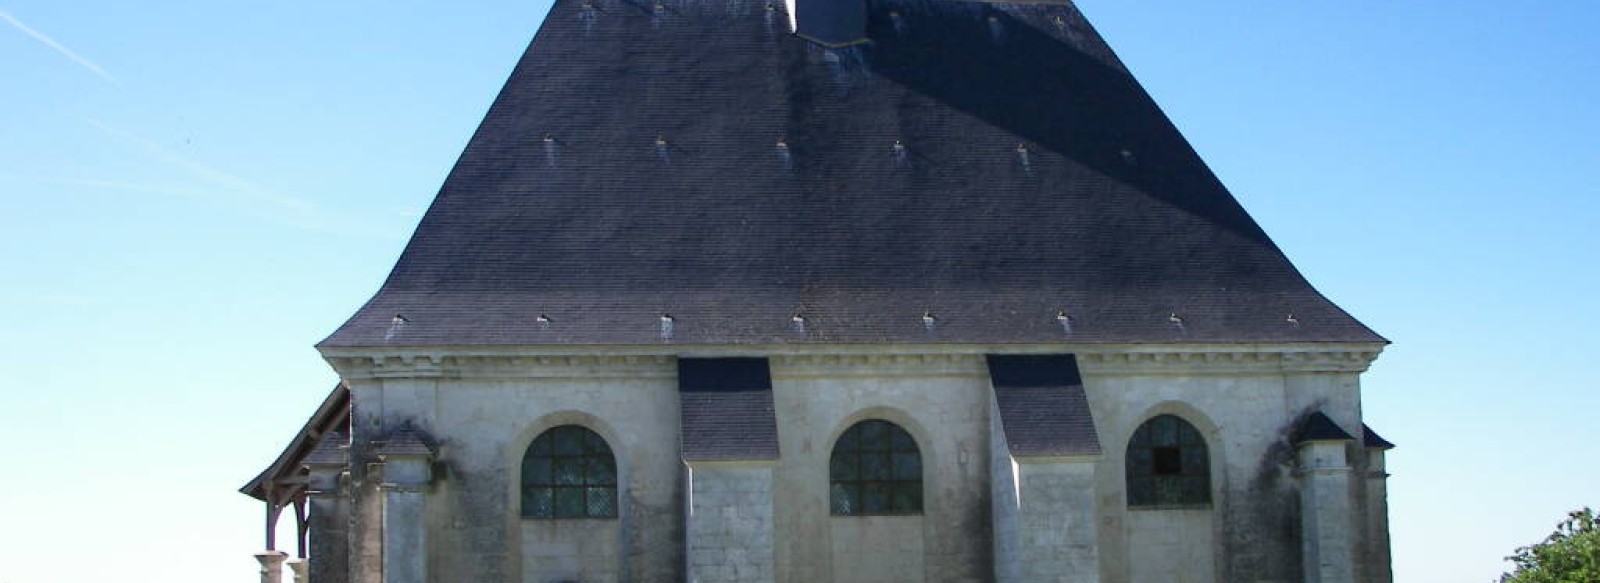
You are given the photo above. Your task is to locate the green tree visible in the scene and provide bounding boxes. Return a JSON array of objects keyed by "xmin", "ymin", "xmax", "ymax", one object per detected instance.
[{"xmin": 1500, "ymin": 507, "xmax": 1600, "ymax": 583}]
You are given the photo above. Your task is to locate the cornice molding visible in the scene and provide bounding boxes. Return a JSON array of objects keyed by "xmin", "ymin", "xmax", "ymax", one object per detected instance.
[
  {"xmin": 322, "ymin": 344, "xmax": 1382, "ymax": 380},
  {"xmin": 1076, "ymin": 349, "xmax": 1380, "ymax": 375},
  {"xmin": 325, "ymin": 354, "xmax": 676, "ymax": 381}
]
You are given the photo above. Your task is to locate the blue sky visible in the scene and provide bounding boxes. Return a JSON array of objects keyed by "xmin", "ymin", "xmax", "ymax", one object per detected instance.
[{"xmin": 0, "ymin": 1, "xmax": 1594, "ymax": 581}]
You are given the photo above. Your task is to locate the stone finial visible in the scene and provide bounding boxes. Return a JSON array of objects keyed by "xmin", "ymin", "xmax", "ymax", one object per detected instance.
[{"xmin": 254, "ymin": 551, "xmax": 288, "ymax": 583}]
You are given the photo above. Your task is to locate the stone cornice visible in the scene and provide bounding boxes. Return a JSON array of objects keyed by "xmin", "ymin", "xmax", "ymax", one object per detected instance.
[
  {"xmin": 1076, "ymin": 348, "xmax": 1381, "ymax": 375},
  {"xmin": 321, "ymin": 343, "xmax": 1383, "ymax": 380}
]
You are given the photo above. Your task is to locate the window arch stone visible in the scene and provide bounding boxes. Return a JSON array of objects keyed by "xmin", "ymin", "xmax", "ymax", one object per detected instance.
[
  {"xmin": 521, "ymin": 425, "xmax": 618, "ymax": 519},
  {"xmin": 829, "ymin": 419, "xmax": 922, "ymax": 516},
  {"xmin": 1126, "ymin": 414, "xmax": 1211, "ymax": 508}
]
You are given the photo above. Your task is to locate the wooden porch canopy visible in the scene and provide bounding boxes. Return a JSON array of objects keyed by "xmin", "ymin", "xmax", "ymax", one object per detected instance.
[{"xmin": 239, "ymin": 383, "xmax": 350, "ymax": 555}]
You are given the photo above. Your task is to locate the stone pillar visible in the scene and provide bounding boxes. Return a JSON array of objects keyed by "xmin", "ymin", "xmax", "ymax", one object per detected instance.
[
  {"xmin": 985, "ymin": 363, "xmax": 1102, "ymax": 583},
  {"xmin": 1017, "ymin": 460, "xmax": 1099, "ymax": 582},
  {"xmin": 991, "ymin": 413, "xmax": 1099, "ymax": 583},
  {"xmin": 307, "ymin": 447, "xmax": 352, "ymax": 583},
  {"xmin": 256, "ymin": 551, "xmax": 289, "ymax": 583},
  {"xmin": 377, "ymin": 432, "xmax": 434, "ymax": 583},
  {"xmin": 1297, "ymin": 440, "xmax": 1355, "ymax": 583},
  {"xmin": 286, "ymin": 558, "xmax": 309, "ymax": 583},
  {"xmin": 685, "ymin": 462, "xmax": 777, "ymax": 583},
  {"xmin": 1363, "ymin": 448, "xmax": 1393, "ymax": 583}
]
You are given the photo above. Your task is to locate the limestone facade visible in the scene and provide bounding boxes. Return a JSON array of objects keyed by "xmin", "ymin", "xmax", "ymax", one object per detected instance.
[{"xmin": 303, "ymin": 343, "xmax": 1389, "ymax": 583}]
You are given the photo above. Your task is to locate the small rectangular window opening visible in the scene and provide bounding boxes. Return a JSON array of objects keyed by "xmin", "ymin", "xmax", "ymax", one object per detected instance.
[{"xmin": 1152, "ymin": 447, "xmax": 1182, "ymax": 475}]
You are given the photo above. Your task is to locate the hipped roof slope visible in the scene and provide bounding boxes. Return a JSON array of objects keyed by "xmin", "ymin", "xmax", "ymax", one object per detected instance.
[{"xmin": 322, "ymin": 0, "xmax": 1382, "ymax": 348}]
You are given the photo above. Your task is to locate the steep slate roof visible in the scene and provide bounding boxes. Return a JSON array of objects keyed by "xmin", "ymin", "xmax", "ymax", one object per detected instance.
[
  {"xmin": 987, "ymin": 354, "xmax": 1100, "ymax": 457},
  {"xmin": 678, "ymin": 358, "xmax": 781, "ymax": 461},
  {"xmin": 321, "ymin": 0, "xmax": 1383, "ymax": 348},
  {"xmin": 1295, "ymin": 411, "xmax": 1356, "ymax": 444},
  {"xmin": 1362, "ymin": 424, "xmax": 1396, "ymax": 450}
]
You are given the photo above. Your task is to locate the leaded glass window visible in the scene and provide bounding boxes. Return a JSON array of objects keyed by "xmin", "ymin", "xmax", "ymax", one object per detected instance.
[
  {"xmin": 521, "ymin": 425, "xmax": 618, "ymax": 519},
  {"xmin": 830, "ymin": 419, "xmax": 923, "ymax": 516},
  {"xmin": 1126, "ymin": 414, "xmax": 1210, "ymax": 508}
]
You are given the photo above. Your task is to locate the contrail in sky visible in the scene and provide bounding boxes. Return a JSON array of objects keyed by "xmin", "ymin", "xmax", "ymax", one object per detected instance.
[
  {"xmin": 85, "ymin": 119, "xmax": 314, "ymax": 214},
  {"xmin": 0, "ymin": 10, "xmax": 120, "ymax": 86}
]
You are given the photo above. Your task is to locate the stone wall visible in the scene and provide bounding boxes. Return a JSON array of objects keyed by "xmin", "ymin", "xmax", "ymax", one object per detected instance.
[
  {"xmin": 1083, "ymin": 367, "xmax": 1367, "ymax": 583},
  {"xmin": 770, "ymin": 356, "xmax": 992, "ymax": 583},
  {"xmin": 687, "ymin": 463, "xmax": 776, "ymax": 583},
  {"xmin": 321, "ymin": 346, "xmax": 1384, "ymax": 583},
  {"xmin": 1126, "ymin": 509, "xmax": 1214, "ymax": 583}
]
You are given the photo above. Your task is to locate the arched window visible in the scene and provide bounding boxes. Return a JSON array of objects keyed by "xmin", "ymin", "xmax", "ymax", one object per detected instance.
[
  {"xmin": 830, "ymin": 419, "xmax": 922, "ymax": 516},
  {"xmin": 1126, "ymin": 414, "xmax": 1211, "ymax": 507},
  {"xmin": 521, "ymin": 425, "xmax": 618, "ymax": 519}
]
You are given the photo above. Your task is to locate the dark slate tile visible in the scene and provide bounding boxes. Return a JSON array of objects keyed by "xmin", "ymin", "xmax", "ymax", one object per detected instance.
[
  {"xmin": 679, "ymin": 358, "xmax": 780, "ymax": 461},
  {"xmin": 320, "ymin": 0, "xmax": 1383, "ymax": 348},
  {"xmin": 989, "ymin": 354, "xmax": 1100, "ymax": 457},
  {"xmin": 1295, "ymin": 411, "xmax": 1356, "ymax": 444}
]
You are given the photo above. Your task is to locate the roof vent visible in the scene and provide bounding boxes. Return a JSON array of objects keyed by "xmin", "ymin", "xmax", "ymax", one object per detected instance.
[
  {"xmin": 385, "ymin": 315, "xmax": 409, "ymax": 341},
  {"xmin": 1055, "ymin": 310, "xmax": 1073, "ymax": 334},
  {"xmin": 776, "ymin": 139, "xmax": 793, "ymax": 169},
  {"xmin": 922, "ymin": 311, "xmax": 938, "ymax": 330},
  {"xmin": 660, "ymin": 314, "xmax": 676, "ymax": 341},
  {"xmin": 655, "ymin": 136, "xmax": 671, "ymax": 164},
  {"xmin": 792, "ymin": 0, "xmax": 868, "ymax": 47}
]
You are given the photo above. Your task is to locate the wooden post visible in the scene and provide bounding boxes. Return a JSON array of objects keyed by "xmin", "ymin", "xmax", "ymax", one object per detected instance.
[
  {"xmin": 294, "ymin": 496, "xmax": 309, "ymax": 558},
  {"xmin": 265, "ymin": 499, "xmax": 282, "ymax": 551}
]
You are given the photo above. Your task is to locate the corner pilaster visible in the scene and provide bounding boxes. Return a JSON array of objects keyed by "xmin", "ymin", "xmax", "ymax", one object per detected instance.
[
  {"xmin": 307, "ymin": 433, "xmax": 352, "ymax": 583},
  {"xmin": 1296, "ymin": 421, "xmax": 1357, "ymax": 583},
  {"xmin": 376, "ymin": 429, "xmax": 435, "ymax": 583},
  {"xmin": 1362, "ymin": 431, "xmax": 1395, "ymax": 583}
]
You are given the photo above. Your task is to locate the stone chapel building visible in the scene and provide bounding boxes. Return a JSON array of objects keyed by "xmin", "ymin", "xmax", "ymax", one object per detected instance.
[{"xmin": 242, "ymin": 0, "xmax": 1397, "ymax": 582}]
